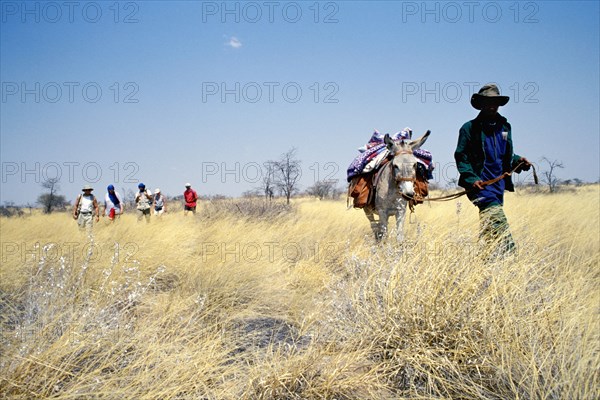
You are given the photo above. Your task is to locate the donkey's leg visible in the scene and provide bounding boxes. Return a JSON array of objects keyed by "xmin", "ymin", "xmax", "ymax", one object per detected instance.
[
  {"xmin": 394, "ymin": 200, "xmax": 408, "ymax": 243},
  {"xmin": 364, "ymin": 207, "xmax": 380, "ymax": 241},
  {"xmin": 378, "ymin": 209, "xmax": 389, "ymax": 241}
]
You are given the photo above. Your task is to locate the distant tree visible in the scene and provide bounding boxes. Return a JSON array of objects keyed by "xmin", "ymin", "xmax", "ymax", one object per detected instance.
[
  {"xmin": 122, "ymin": 187, "xmax": 137, "ymax": 210},
  {"xmin": 274, "ymin": 148, "xmax": 302, "ymax": 205},
  {"xmin": 257, "ymin": 161, "xmax": 277, "ymax": 201},
  {"xmin": 540, "ymin": 157, "xmax": 564, "ymax": 193},
  {"xmin": 38, "ymin": 178, "xmax": 68, "ymax": 213},
  {"xmin": 306, "ymin": 179, "xmax": 339, "ymax": 200},
  {"xmin": 0, "ymin": 201, "xmax": 24, "ymax": 217},
  {"xmin": 242, "ymin": 188, "xmax": 262, "ymax": 198}
]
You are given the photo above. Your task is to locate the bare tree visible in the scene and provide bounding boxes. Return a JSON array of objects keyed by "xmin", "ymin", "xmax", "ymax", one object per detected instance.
[
  {"xmin": 258, "ymin": 161, "xmax": 277, "ymax": 201},
  {"xmin": 306, "ymin": 179, "xmax": 339, "ymax": 200},
  {"xmin": 274, "ymin": 148, "xmax": 302, "ymax": 205},
  {"xmin": 540, "ymin": 157, "xmax": 564, "ymax": 193},
  {"xmin": 38, "ymin": 178, "xmax": 68, "ymax": 213}
]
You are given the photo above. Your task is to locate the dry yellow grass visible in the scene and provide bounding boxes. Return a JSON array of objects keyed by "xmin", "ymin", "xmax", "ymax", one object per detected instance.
[{"xmin": 1, "ymin": 186, "xmax": 598, "ymax": 399}]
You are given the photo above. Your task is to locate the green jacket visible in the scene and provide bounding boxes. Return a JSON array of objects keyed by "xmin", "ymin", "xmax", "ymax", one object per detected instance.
[{"xmin": 454, "ymin": 113, "xmax": 521, "ymax": 192}]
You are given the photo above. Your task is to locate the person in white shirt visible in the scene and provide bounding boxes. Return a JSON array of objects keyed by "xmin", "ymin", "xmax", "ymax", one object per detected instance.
[
  {"xmin": 73, "ymin": 185, "xmax": 99, "ymax": 231},
  {"xmin": 104, "ymin": 184, "xmax": 124, "ymax": 221},
  {"xmin": 152, "ymin": 188, "xmax": 167, "ymax": 218}
]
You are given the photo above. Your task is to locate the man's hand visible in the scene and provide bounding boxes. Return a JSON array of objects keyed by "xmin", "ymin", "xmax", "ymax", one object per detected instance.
[
  {"xmin": 72, "ymin": 213, "xmax": 78, "ymax": 220},
  {"xmin": 96, "ymin": 215, "xmax": 100, "ymax": 222},
  {"xmin": 473, "ymin": 180, "xmax": 485, "ymax": 190},
  {"xmin": 516, "ymin": 157, "xmax": 532, "ymax": 172}
]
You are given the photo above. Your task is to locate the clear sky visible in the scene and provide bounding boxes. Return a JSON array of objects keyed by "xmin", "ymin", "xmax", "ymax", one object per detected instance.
[{"xmin": 1, "ymin": 0, "xmax": 599, "ymax": 205}]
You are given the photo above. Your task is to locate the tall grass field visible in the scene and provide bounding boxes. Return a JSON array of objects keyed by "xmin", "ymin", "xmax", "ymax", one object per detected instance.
[{"xmin": 1, "ymin": 186, "xmax": 598, "ymax": 399}]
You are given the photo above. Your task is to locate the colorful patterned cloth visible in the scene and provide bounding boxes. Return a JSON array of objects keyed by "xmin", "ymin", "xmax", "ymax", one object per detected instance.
[
  {"xmin": 347, "ymin": 143, "xmax": 387, "ymax": 181},
  {"xmin": 347, "ymin": 128, "xmax": 434, "ymax": 181},
  {"xmin": 414, "ymin": 149, "xmax": 434, "ymax": 179}
]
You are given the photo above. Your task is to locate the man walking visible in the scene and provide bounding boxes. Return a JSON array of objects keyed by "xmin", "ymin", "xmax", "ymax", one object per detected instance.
[
  {"xmin": 135, "ymin": 183, "xmax": 153, "ymax": 223},
  {"xmin": 73, "ymin": 185, "xmax": 100, "ymax": 232},
  {"xmin": 183, "ymin": 183, "xmax": 198, "ymax": 215},
  {"xmin": 103, "ymin": 184, "xmax": 124, "ymax": 221},
  {"xmin": 454, "ymin": 83, "xmax": 531, "ymax": 258},
  {"xmin": 153, "ymin": 188, "xmax": 167, "ymax": 218}
]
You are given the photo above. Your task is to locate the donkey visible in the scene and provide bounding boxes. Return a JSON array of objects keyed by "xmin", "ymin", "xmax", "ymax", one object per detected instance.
[{"xmin": 364, "ymin": 130, "xmax": 431, "ymax": 242}]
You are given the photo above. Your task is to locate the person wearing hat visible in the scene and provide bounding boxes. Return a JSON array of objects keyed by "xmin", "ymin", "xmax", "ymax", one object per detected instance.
[
  {"xmin": 73, "ymin": 185, "xmax": 100, "ymax": 231},
  {"xmin": 135, "ymin": 183, "xmax": 153, "ymax": 223},
  {"xmin": 454, "ymin": 83, "xmax": 531, "ymax": 258},
  {"xmin": 183, "ymin": 183, "xmax": 198, "ymax": 216},
  {"xmin": 152, "ymin": 188, "xmax": 167, "ymax": 218},
  {"xmin": 103, "ymin": 184, "xmax": 124, "ymax": 221}
]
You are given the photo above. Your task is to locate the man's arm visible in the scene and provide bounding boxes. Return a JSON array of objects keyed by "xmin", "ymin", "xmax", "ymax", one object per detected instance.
[
  {"xmin": 514, "ymin": 157, "xmax": 532, "ymax": 173},
  {"xmin": 454, "ymin": 126, "xmax": 481, "ymax": 188},
  {"xmin": 93, "ymin": 197, "xmax": 100, "ymax": 221},
  {"xmin": 101, "ymin": 196, "xmax": 107, "ymax": 217},
  {"xmin": 73, "ymin": 195, "xmax": 80, "ymax": 219}
]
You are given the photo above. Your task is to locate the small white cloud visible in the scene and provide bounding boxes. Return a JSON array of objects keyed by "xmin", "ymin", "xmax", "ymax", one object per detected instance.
[{"xmin": 225, "ymin": 36, "xmax": 242, "ymax": 49}]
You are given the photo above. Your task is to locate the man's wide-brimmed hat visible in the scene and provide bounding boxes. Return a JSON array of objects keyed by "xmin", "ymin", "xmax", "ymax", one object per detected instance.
[
  {"xmin": 471, "ymin": 83, "xmax": 509, "ymax": 110},
  {"xmin": 82, "ymin": 184, "xmax": 93, "ymax": 191}
]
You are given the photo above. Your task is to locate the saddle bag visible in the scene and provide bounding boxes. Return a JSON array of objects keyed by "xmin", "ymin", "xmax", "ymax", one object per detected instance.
[
  {"xmin": 413, "ymin": 164, "xmax": 429, "ymax": 204},
  {"xmin": 348, "ymin": 173, "xmax": 373, "ymax": 208}
]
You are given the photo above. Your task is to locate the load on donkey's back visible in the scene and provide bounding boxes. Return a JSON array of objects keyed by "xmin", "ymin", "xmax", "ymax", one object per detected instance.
[{"xmin": 347, "ymin": 127, "xmax": 434, "ymax": 210}]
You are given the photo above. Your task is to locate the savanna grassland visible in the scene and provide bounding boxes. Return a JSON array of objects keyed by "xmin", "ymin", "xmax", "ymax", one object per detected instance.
[{"xmin": 1, "ymin": 186, "xmax": 598, "ymax": 399}]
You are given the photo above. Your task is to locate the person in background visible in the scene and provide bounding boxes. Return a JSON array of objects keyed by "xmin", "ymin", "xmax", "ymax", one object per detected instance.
[
  {"xmin": 153, "ymin": 188, "xmax": 167, "ymax": 218},
  {"xmin": 73, "ymin": 184, "xmax": 100, "ymax": 232},
  {"xmin": 183, "ymin": 183, "xmax": 198, "ymax": 216},
  {"xmin": 454, "ymin": 83, "xmax": 531, "ymax": 259},
  {"xmin": 103, "ymin": 184, "xmax": 124, "ymax": 222},
  {"xmin": 135, "ymin": 183, "xmax": 153, "ymax": 223}
]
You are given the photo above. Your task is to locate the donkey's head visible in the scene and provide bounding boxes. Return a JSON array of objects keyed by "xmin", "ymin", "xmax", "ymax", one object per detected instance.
[{"xmin": 384, "ymin": 130, "xmax": 430, "ymax": 197}]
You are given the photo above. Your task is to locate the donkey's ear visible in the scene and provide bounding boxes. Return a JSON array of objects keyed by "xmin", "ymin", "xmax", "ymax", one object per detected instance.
[
  {"xmin": 384, "ymin": 133, "xmax": 396, "ymax": 151},
  {"xmin": 410, "ymin": 130, "xmax": 430, "ymax": 150}
]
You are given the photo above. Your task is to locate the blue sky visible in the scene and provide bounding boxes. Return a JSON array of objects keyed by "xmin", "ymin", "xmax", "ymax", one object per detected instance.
[{"xmin": 1, "ymin": 1, "xmax": 599, "ymax": 205}]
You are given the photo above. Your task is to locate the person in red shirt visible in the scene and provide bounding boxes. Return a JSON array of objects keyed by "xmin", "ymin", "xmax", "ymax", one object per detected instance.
[{"xmin": 183, "ymin": 183, "xmax": 198, "ymax": 215}]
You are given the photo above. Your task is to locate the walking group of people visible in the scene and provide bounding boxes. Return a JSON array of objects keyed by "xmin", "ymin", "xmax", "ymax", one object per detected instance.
[{"xmin": 72, "ymin": 182, "xmax": 198, "ymax": 231}]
